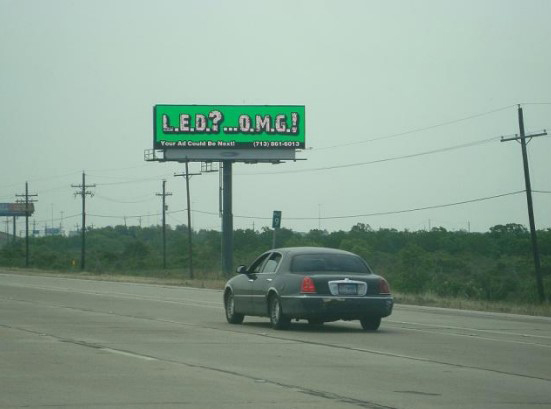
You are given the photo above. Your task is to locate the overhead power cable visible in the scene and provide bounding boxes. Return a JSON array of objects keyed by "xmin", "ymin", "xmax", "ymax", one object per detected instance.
[
  {"xmin": 0, "ymin": 171, "xmax": 81, "ymax": 189},
  {"xmin": 93, "ymin": 175, "xmax": 174, "ymax": 186},
  {"xmin": 94, "ymin": 194, "xmax": 156, "ymax": 204},
  {"xmin": 87, "ymin": 190, "xmax": 524, "ymax": 222},
  {"xmin": 88, "ymin": 212, "xmax": 162, "ymax": 219},
  {"xmin": 238, "ymin": 136, "xmax": 500, "ymax": 176},
  {"xmin": 30, "ymin": 213, "xmax": 80, "ymax": 225},
  {"xmin": 312, "ymin": 105, "xmax": 514, "ymax": 152},
  {"xmin": 230, "ymin": 191, "xmax": 525, "ymax": 221}
]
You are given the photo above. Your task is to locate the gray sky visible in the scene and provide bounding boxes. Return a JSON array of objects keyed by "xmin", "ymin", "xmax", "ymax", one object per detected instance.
[{"xmin": 1, "ymin": 0, "xmax": 550, "ymax": 234}]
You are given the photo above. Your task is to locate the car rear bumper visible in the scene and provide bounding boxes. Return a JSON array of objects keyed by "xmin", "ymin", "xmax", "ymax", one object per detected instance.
[{"xmin": 280, "ymin": 295, "xmax": 393, "ymax": 320}]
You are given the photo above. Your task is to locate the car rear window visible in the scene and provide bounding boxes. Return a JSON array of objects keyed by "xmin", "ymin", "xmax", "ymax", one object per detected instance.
[{"xmin": 290, "ymin": 254, "xmax": 371, "ymax": 274}]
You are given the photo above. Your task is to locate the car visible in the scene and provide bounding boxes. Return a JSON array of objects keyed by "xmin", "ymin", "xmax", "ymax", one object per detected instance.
[{"xmin": 223, "ymin": 247, "xmax": 393, "ymax": 331}]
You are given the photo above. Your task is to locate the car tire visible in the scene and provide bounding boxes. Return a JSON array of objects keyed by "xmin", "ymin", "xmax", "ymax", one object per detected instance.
[
  {"xmin": 360, "ymin": 316, "xmax": 381, "ymax": 331},
  {"xmin": 269, "ymin": 295, "xmax": 290, "ymax": 330},
  {"xmin": 224, "ymin": 291, "xmax": 244, "ymax": 324}
]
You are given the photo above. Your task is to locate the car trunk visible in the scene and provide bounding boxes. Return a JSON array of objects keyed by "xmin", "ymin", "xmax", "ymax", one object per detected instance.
[{"xmin": 306, "ymin": 273, "xmax": 383, "ymax": 296}]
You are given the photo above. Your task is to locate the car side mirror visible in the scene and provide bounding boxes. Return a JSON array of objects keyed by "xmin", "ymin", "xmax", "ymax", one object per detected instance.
[{"xmin": 236, "ymin": 265, "xmax": 249, "ymax": 274}]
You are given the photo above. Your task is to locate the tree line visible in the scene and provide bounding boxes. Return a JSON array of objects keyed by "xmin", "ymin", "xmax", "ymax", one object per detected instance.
[{"xmin": 0, "ymin": 222, "xmax": 549, "ymax": 302}]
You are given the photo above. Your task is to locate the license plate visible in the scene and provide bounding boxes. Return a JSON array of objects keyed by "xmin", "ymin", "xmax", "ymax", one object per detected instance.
[{"xmin": 338, "ymin": 283, "xmax": 357, "ymax": 295}]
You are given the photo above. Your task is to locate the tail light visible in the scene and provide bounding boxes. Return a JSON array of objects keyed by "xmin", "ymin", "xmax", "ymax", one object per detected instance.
[
  {"xmin": 379, "ymin": 278, "xmax": 390, "ymax": 294},
  {"xmin": 300, "ymin": 276, "xmax": 317, "ymax": 293}
]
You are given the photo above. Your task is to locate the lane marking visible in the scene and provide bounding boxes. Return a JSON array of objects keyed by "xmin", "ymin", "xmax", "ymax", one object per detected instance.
[
  {"xmin": 100, "ymin": 347, "xmax": 158, "ymax": 361},
  {"xmin": 387, "ymin": 319, "xmax": 551, "ymax": 341}
]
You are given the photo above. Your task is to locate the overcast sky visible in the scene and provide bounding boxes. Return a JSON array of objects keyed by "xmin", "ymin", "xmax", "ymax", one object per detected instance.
[{"xmin": 1, "ymin": 0, "xmax": 550, "ymax": 235}]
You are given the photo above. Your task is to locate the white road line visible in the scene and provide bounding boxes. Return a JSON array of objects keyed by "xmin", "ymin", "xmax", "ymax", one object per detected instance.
[{"xmin": 100, "ymin": 347, "xmax": 158, "ymax": 361}]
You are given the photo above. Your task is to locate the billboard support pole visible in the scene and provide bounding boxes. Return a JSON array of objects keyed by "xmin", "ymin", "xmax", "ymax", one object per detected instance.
[
  {"xmin": 221, "ymin": 160, "xmax": 233, "ymax": 276},
  {"xmin": 12, "ymin": 216, "xmax": 16, "ymax": 243}
]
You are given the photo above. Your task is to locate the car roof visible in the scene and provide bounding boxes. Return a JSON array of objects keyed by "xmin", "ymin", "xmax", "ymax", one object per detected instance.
[{"xmin": 273, "ymin": 247, "xmax": 357, "ymax": 256}]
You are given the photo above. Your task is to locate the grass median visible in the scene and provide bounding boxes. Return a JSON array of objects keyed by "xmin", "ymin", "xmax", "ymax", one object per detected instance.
[{"xmin": 2, "ymin": 267, "xmax": 550, "ymax": 317}]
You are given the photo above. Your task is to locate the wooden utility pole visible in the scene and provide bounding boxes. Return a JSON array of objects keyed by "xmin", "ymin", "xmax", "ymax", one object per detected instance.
[
  {"xmin": 501, "ymin": 105, "xmax": 547, "ymax": 302},
  {"xmin": 175, "ymin": 163, "xmax": 201, "ymax": 279},
  {"xmin": 72, "ymin": 172, "xmax": 95, "ymax": 271},
  {"xmin": 15, "ymin": 182, "xmax": 38, "ymax": 267},
  {"xmin": 156, "ymin": 180, "xmax": 172, "ymax": 269}
]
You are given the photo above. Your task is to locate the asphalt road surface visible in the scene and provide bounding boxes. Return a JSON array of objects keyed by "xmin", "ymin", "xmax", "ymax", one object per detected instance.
[{"xmin": 1, "ymin": 272, "xmax": 550, "ymax": 409}]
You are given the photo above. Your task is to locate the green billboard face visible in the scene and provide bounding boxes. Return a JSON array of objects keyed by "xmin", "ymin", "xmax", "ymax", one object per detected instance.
[{"xmin": 154, "ymin": 105, "xmax": 305, "ymax": 149}]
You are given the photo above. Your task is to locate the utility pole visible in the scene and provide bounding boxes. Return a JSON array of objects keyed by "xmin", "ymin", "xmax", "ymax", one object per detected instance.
[
  {"xmin": 156, "ymin": 180, "xmax": 172, "ymax": 269},
  {"xmin": 72, "ymin": 172, "xmax": 95, "ymax": 271},
  {"xmin": 175, "ymin": 163, "xmax": 201, "ymax": 279},
  {"xmin": 501, "ymin": 105, "xmax": 547, "ymax": 302},
  {"xmin": 15, "ymin": 182, "xmax": 38, "ymax": 267}
]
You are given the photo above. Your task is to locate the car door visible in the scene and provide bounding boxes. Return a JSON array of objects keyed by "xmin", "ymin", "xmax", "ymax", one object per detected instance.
[
  {"xmin": 251, "ymin": 252, "xmax": 283, "ymax": 316},
  {"xmin": 237, "ymin": 252, "xmax": 270, "ymax": 315}
]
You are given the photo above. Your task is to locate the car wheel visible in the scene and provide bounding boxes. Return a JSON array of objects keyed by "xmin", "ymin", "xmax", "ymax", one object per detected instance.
[
  {"xmin": 224, "ymin": 291, "xmax": 244, "ymax": 324},
  {"xmin": 269, "ymin": 295, "xmax": 290, "ymax": 330},
  {"xmin": 360, "ymin": 316, "xmax": 381, "ymax": 331}
]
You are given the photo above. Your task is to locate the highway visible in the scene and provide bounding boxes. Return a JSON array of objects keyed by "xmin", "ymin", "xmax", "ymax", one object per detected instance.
[{"xmin": 1, "ymin": 272, "xmax": 550, "ymax": 409}]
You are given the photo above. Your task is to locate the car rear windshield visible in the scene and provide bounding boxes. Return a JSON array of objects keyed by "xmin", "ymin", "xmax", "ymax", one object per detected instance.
[{"xmin": 290, "ymin": 254, "xmax": 371, "ymax": 274}]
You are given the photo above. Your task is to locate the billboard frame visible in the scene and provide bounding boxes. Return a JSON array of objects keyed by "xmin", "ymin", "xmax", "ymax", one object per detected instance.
[
  {"xmin": 152, "ymin": 104, "xmax": 305, "ymax": 161},
  {"xmin": 0, "ymin": 203, "xmax": 35, "ymax": 217}
]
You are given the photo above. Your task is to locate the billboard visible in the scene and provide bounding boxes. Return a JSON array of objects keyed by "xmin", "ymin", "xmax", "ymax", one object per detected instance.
[
  {"xmin": 154, "ymin": 105, "xmax": 305, "ymax": 150},
  {"xmin": 0, "ymin": 203, "xmax": 35, "ymax": 217}
]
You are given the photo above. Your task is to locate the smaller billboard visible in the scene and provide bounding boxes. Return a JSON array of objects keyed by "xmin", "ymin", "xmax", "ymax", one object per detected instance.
[
  {"xmin": 0, "ymin": 203, "xmax": 35, "ymax": 217},
  {"xmin": 45, "ymin": 227, "xmax": 61, "ymax": 236}
]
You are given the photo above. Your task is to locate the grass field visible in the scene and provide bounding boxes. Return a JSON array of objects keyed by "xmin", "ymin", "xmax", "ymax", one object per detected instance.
[{"xmin": 2, "ymin": 267, "xmax": 550, "ymax": 317}]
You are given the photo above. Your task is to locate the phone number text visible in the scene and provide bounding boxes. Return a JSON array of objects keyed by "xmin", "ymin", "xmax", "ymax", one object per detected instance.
[{"xmin": 252, "ymin": 141, "xmax": 301, "ymax": 148}]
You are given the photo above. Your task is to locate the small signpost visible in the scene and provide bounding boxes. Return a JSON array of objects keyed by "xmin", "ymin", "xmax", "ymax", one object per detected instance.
[{"xmin": 272, "ymin": 210, "xmax": 282, "ymax": 249}]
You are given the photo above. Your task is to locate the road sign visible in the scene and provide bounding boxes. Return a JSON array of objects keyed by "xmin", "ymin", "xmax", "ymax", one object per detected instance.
[{"xmin": 272, "ymin": 210, "xmax": 282, "ymax": 229}]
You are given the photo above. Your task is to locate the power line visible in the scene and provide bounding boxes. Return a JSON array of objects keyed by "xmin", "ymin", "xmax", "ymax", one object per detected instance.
[
  {"xmin": 31, "ymin": 213, "xmax": 80, "ymax": 225},
  {"xmin": 311, "ymin": 105, "xmax": 515, "ymax": 152},
  {"xmin": 94, "ymin": 194, "xmax": 156, "ymax": 204},
  {"xmin": 234, "ymin": 191, "xmax": 525, "ymax": 221},
  {"xmin": 89, "ymin": 212, "xmax": 162, "ymax": 219},
  {"xmin": 0, "ymin": 171, "xmax": 80, "ymax": 189},
  {"xmin": 93, "ymin": 175, "xmax": 173, "ymax": 186},
  {"xmin": 238, "ymin": 136, "xmax": 500, "ymax": 176},
  {"xmin": 86, "ymin": 190, "xmax": 524, "ymax": 223}
]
